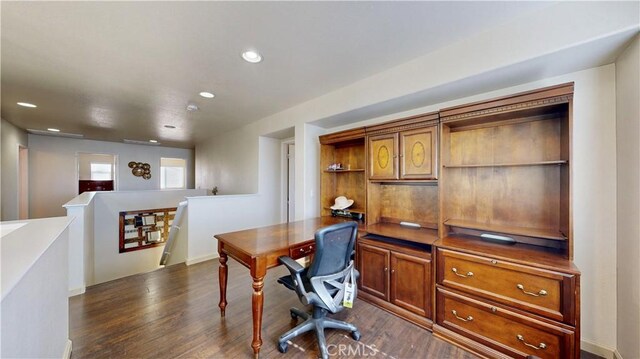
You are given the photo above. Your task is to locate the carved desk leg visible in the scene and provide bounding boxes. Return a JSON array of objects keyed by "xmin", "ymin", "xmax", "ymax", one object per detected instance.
[
  {"xmin": 251, "ymin": 259, "xmax": 267, "ymax": 358},
  {"xmin": 218, "ymin": 252, "xmax": 228, "ymax": 317}
]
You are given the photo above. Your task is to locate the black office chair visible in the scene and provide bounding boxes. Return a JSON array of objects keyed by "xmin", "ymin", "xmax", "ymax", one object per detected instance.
[{"xmin": 276, "ymin": 221, "xmax": 361, "ymax": 359}]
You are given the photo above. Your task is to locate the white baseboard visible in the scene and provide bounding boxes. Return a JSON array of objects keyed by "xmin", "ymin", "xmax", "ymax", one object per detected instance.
[
  {"xmin": 581, "ymin": 339, "xmax": 617, "ymax": 359},
  {"xmin": 68, "ymin": 287, "xmax": 86, "ymax": 297},
  {"xmin": 186, "ymin": 253, "xmax": 219, "ymax": 266},
  {"xmin": 62, "ymin": 339, "xmax": 72, "ymax": 359}
]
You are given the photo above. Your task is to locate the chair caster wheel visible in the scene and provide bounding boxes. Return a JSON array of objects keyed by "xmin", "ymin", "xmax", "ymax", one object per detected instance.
[
  {"xmin": 278, "ymin": 342, "xmax": 288, "ymax": 353},
  {"xmin": 290, "ymin": 311, "xmax": 298, "ymax": 320},
  {"xmin": 351, "ymin": 330, "xmax": 361, "ymax": 341}
]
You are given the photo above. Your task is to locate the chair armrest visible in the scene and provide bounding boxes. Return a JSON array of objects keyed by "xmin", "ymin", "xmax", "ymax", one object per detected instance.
[
  {"xmin": 278, "ymin": 256, "xmax": 309, "ymax": 299},
  {"xmin": 279, "ymin": 256, "xmax": 305, "ymax": 274}
]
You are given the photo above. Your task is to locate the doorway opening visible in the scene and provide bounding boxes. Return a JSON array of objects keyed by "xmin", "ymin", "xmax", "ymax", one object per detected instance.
[
  {"xmin": 77, "ymin": 153, "xmax": 117, "ymax": 194},
  {"xmin": 281, "ymin": 139, "xmax": 295, "ymax": 222}
]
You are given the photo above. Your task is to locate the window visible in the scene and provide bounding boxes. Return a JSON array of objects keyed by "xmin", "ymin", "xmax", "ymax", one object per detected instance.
[
  {"xmin": 161, "ymin": 158, "xmax": 186, "ymax": 189},
  {"xmin": 90, "ymin": 163, "xmax": 113, "ymax": 180}
]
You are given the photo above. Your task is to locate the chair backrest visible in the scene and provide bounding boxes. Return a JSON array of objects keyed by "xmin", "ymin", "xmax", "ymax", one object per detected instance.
[{"xmin": 307, "ymin": 221, "xmax": 358, "ymax": 278}]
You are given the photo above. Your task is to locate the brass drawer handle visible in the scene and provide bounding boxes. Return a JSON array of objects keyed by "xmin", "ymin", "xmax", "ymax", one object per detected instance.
[
  {"xmin": 451, "ymin": 310, "xmax": 473, "ymax": 322},
  {"xmin": 451, "ymin": 267, "xmax": 474, "ymax": 278},
  {"xmin": 516, "ymin": 284, "xmax": 547, "ymax": 297},
  {"xmin": 516, "ymin": 334, "xmax": 547, "ymax": 350}
]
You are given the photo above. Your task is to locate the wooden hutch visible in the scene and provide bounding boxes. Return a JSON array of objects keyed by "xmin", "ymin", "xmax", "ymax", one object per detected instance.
[{"xmin": 318, "ymin": 83, "xmax": 580, "ymax": 359}]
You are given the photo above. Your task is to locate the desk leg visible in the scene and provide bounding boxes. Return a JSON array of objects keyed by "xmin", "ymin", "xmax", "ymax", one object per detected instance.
[
  {"xmin": 218, "ymin": 253, "xmax": 228, "ymax": 316},
  {"xmin": 251, "ymin": 275, "xmax": 265, "ymax": 358}
]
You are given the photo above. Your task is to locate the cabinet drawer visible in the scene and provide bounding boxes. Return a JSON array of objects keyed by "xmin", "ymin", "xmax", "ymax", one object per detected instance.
[
  {"xmin": 436, "ymin": 288, "xmax": 575, "ymax": 359},
  {"xmin": 289, "ymin": 242, "xmax": 315, "ymax": 259},
  {"xmin": 436, "ymin": 249, "xmax": 576, "ymax": 324}
]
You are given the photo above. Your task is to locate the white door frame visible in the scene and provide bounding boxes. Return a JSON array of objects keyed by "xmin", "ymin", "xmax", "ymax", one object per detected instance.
[
  {"xmin": 280, "ymin": 138, "xmax": 295, "ymax": 222},
  {"xmin": 17, "ymin": 145, "xmax": 29, "ymax": 219}
]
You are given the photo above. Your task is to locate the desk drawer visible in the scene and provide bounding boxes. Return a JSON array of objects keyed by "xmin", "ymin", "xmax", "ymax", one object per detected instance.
[
  {"xmin": 436, "ymin": 249, "xmax": 576, "ymax": 324},
  {"xmin": 436, "ymin": 288, "xmax": 575, "ymax": 359},
  {"xmin": 289, "ymin": 242, "xmax": 315, "ymax": 259}
]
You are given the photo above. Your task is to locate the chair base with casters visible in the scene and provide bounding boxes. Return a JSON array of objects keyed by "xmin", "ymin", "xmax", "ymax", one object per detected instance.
[
  {"xmin": 277, "ymin": 305, "xmax": 361, "ymax": 357},
  {"xmin": 276, "ymin": 221, "xmax": 361, "ymax": 359}
]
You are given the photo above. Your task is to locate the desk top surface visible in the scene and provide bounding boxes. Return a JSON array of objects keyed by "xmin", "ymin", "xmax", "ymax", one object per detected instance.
[{"xmin": 215, "ymin": 216, "xmax": 358, "ymax": 257}]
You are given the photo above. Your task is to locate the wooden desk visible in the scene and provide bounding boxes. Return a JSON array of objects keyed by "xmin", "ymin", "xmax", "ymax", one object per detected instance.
[{"xmin": 214, "ymin": 216, "xmax": 359, "ymax": 358}]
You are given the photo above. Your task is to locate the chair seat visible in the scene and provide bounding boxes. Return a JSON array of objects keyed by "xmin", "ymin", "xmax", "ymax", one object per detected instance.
[{"xmin": 277, "ymin": 268, "xmax": 311, "ymax": 292}]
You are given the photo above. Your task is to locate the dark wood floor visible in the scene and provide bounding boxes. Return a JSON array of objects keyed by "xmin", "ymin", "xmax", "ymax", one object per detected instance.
[
  {"xmin": 70, "ymin": 259, "xmax": 476, "ymax": 358},
  {"xmin": 70, "ymin": 260, "xmax": 603, "ymax": 359}
]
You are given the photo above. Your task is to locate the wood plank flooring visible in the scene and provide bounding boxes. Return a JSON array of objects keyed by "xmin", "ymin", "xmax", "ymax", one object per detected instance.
[
  {"xmin": 70, "ymin": 260, "xmax": 602, "ymax": 359},
  {"xmin": 70, "ymin": 259, "xmax": 474, "ymax": 358}
]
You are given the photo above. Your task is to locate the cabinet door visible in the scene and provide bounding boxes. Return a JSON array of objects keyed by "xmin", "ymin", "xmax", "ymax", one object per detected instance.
[
  {"xmin": 400, "ymin": 126, "xmax": 437, "ymax": 179},
  {"xmin": 390, "ymin": 251, "xmax": 431, "ymax": 318},
  {"xmin": 357, "ymin": 243, "xmax": 389, "ymax": 300},
  {"xmin": 369, "ymin": 133, "xmax": 398, "ymax": 180}
]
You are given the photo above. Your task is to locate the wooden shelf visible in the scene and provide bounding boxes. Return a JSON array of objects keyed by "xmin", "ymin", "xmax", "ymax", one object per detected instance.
[
  {"xmin": 323, "ymin": 207, "xmax": 365, "ymax": 214},
  {"xmin": 443, "ymin": 160, "xmax": 567, "ymax": 168},
  {"xmin": 370, "ymin": 179, "xmax": 438, "ymax": 184},
  {"xmin": 323, "ymin": 169, "xmax": 365, "ymax": 173},
  {"xmin": 364, "ymin": 222, "xmax": 438, "ymax": 246},
  {"xmin": 435, "ymin": 236, "xmax": 579, "ymax": 274},
  {"xmin": 444, "ymin": 219, "xmax": 567, "ymax": 241}
]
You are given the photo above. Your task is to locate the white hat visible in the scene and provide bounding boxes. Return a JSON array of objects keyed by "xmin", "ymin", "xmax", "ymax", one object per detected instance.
[{"xmin": 330, "ymin": 196, "xmax": 354, "ymax": 210}]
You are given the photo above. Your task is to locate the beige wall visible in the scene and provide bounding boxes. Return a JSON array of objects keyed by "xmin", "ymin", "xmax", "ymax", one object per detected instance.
[
  {"xmin": 28, "ymin": 135, "xmax": 195, "ymax": 218},
  {"xmin": 1, "ymin": 118, "xmax": 28, "ymax": 221},
  {"xmin": 615, "ymin": 35, "xmax": 640, "ymax": 359}
]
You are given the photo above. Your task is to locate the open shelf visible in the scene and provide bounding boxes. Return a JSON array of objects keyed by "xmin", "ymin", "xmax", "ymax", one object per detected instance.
[
  {"xmin": 365, "ymin": 222, "xmax": 438, "ymax": 246},
  {"xmin": 443, "ymin": 160, "xmax": 567, "ymax": 168},
  {"xmin": 323, "ymin": 207, "xmax": 366, "ymax": 214},
  {"xmin": 323, "ymin": 169, "xmax": 365, "ymax": 173},
  {"xmin": 444, "ymin": 219, "xmax": 567, "ymax": 241}
]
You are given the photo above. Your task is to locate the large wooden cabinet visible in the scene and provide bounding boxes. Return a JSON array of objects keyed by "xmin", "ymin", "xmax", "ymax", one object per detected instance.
[
  {"xmin": 319, "ymin": 83, "xmax": 580, "ymax": 359},
  {"xmin": 434, "ymin": 83, "xmax": 579, "ymax": 359}
]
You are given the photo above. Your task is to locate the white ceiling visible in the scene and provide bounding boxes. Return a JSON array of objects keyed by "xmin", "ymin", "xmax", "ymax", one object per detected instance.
[{"xmin": 0, "ymin": 1, "xmax": 556, "ymax": 148}]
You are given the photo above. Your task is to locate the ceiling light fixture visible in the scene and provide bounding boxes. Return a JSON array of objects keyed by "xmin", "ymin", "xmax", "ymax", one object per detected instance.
[
  {"xmin": 17, "ymin": 102, "xmax": 37, "ymax": 108},
  {"xmin": 47, "ymin": 128, "xmax": 60, "ymax": 132},
  {"xmin": 164, "ymin": 125, "xmax": 176, "ymax": 129},
  {"xmin": 123, "ymin": 139, "xmax": 161, "ymax": 146},
  {"xmin": 241, "ymin": 50, "xmax": 263, "ymax": 63},
  {"xmin": 186, "ymin": 104, "xmax": 199, "ymax": 112},
  {"xmin": 199, "ymin": 91, "xmax": 215, "ymax": 98},
  {"xmin": 27, "ymin": 129, "xmax": 83, "ymax": 138}
]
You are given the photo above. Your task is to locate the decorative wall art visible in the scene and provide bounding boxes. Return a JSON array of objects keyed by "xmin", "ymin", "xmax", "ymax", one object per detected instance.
[
  {"xmin": 119, "ymin": 207, "xmax": 177, "ymax": 253},
  {"xmin": 128, "ymin": 161, "xmax": 152, "ymax": 180}
]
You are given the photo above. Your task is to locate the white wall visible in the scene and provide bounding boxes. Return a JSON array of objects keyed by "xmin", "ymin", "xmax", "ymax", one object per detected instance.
[
  {"xmin": 1, "ymin": 225, "xmax": 69, "ymax": 359},
  {"xmin": 615, "ymin": 35, "xmax": 640, "ymax": 359},
  {"xmin": 63, "ymin": 192, "xmax": 96, "ymax": 294},
  {"xmin": 92, "ymin": 189, "xmax": 204, "ymax": 284},
  {"xmin": 28, "ymin": 134, "xmax": 195, "ymax": 218},
  {"xmin": 187, "ymin": 136, "xmax": 281, "ymax": 263},
  {"xmin": 1, "ymin": 118, "xmax": 28, "ymax": 221},
  {"xmin": 195, "ymin": 125, "xmax": 260, "ymax": 194}
]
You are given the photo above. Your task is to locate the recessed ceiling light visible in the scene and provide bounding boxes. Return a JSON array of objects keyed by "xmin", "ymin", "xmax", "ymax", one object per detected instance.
[
  {"xmin": 47, "ymin": 128, "xmax": 60, "ymax": 132},
  {"xmin": 17, "ymin": 102, "xmax": 37, "ymax": 108},
  {"xmin": 199, "ymin": 91, "xmax": 215, "ymax": 98},
  {"xmin": 241, "ymin": 50, "xmax": 263, "ymax": 63},
  {"xmin": 164, "ymin": 125, "xmax": 176, "ymax": 129},
  {"xmin": 186, "ymin": 104, "xmax": 199, "ymax": 112},
  {"xmin": 149, "ymin": 139, "xmax": 158, "ymax": 143}
]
